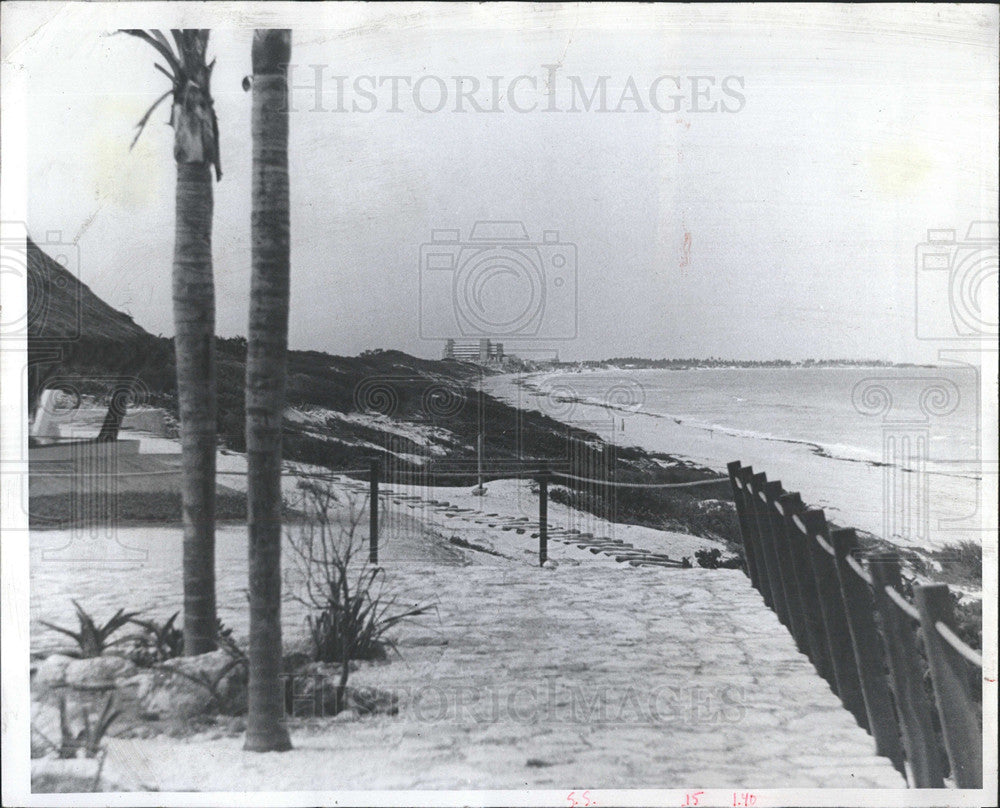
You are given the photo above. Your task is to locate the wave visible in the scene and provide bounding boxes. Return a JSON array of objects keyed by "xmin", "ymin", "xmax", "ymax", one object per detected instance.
[{"xmin": 512, "ymin": 374, "xmax": 982, "ymax": 482}]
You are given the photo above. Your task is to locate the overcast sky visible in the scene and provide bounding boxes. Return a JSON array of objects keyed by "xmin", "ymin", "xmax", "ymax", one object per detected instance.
[{"xmin": 10, "ymin": 3, "xmax": 999, "ymax": 362}]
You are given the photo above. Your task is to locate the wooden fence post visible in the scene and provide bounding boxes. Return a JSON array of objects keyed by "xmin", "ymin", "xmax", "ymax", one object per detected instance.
[
  {"xmin": 738, "ymin": 466, "xmax": 772, "ymax": 607},
  {"xmin": 538, "ymin": 469, "xmax": 549, "ymax": 566},
  {"xmin": 799, "ymin": 509, "xmax": 867, "ymax": 727},
  {"xmin": 868, "ymin": 557, "xmax": 945, "ymax": 788},
  {"xmin": 369, "ymin": 459, "xmax": 380, "ymax": 564},
  {"xmin": 749, "ymin": 472, "xmax": 790, "ymax": 625},
  {"xmin": 913, "ymin": 584, "xmax": 983, "ymax": 788},
  {"xmin": 831, "ymin": 529, "xmax": 905, "ymax": 775},
  {"xmin": 765, "ymin": 484, "xmax": 810, "ymax": 656},
  {"xmin": 727, "ymin": 461, "xmax": 761, "ymax": 588},
  {"xmin": 780, "ymin": 492, "xmax": 831, "ymax": 680}
]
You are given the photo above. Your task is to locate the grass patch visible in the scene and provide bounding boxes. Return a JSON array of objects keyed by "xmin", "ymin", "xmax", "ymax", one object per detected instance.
[{"xmin": 29, "ymin": 490, "xmax": 248, "ymax": 528}]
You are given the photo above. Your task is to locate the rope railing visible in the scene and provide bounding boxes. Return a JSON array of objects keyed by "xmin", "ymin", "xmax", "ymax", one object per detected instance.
[
  {"xmin": 726, "ymin": 459, "xmax": 984, "ymax": 790},
  {"xmin": 32, "ymin": 468, "xmax": 372, "ymax": 478},
  {"xmin": 549, "ymin": 470, "xmax": 728, "ymax": 489},
  {"xmin": 935, "ymin": 621, "xmax": 984, "ymax": 668},
  {"xmin": 32, "ymin": 464, "xmax": 727, "ymax": 488},
  {"xmin": 846, "ymin": 553, "xmax": 874, "ymax": 586},
  {"xmin": 884, "ymin": 585, "xmax": 921, "ymax": 621},
  {"xmin": 813, "ymin": 531, "xmax": 835, "ymax": 557}
]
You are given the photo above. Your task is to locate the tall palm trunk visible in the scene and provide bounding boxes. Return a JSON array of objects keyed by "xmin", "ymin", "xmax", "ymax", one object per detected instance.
[
  {"xmin": 244, "ymin": 28, "xmax": 293, "ymax": 753},
  {"xmin": 175, "ymin": 160, "xmax": 218, "ymax": 653},
  {"xmin": 124, "ymin": 29, "xmax": 222, "ymax": 655}
]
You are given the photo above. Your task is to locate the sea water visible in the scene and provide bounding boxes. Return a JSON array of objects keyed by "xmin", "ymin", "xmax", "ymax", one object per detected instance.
[{"xmin": 484, "ymin": 365, "xmax": 988, "ymax": 552}]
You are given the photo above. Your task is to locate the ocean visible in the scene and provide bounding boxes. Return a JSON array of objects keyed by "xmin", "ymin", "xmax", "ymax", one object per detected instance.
[{"xmin": 484, "ymin": 365, "xmax": 989, "ymax": 552}]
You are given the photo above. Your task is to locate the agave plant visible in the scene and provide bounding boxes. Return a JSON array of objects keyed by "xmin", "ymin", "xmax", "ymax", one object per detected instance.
[
  {"xmin": 40, "ymin": 601, "xmax": 140, "ymax": 658},
  {"xmin": 127, "ymin": 611, "xmax": 184, "ymax": 667}
]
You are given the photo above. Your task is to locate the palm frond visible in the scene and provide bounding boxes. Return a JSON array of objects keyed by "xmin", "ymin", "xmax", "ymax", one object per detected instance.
[
  {"xmin": 205, "ymin": 58, "xmax": 216, "ymax": 92},
  {"xmin": 153, "ymin": 62, "xmax": 176, "ymax": 84},
  {"xmin": 121, "ymin": 29, "xmax": 181, "ymax": 78},
  {"xmin": 39, "ymin": 620, "xmax": 83, "ymax": 642},
  {"xmin": 169, "ymin": 29, "xmax": 187, "ymax": 65},
  {"xmin": 146, "ymin": 30, "xmax": 175, "ymax": 59},
  {"xmin": 130, "ymin": 88, "xmax": 173, "ymax": 149}
]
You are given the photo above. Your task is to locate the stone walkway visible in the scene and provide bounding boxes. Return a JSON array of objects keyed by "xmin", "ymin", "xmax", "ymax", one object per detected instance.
[
  {"xmin": 100, "ymin": 562, "xmax": 905, "ymax": 791},
  {"xmin": 30, "ymin": 439, "xmax": 905, "ymax": 791}
]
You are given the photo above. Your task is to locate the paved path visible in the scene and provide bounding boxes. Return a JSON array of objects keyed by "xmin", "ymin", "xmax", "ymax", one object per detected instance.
[
  {"xmin": 30, "ymin": 443, "xmax": 904, "ymax": 791},
  {"xmin": 101, "ymin": 563, "xmax": 905, "ymax": 791}
]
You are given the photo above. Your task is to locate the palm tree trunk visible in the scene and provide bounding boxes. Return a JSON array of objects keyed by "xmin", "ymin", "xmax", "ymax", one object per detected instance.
[
  {"xmin": 244, "ymin": 28, "xmax": 293, "ymax": 753},
  {"xmin": 174, "ymin": 160, "xmax": 218, "ymax": 655}
]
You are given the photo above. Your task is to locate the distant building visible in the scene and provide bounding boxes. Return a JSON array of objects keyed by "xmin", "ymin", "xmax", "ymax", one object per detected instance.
[{"xmin": 443, "ymin": 339, "xmax": 505, "ymax": 365}]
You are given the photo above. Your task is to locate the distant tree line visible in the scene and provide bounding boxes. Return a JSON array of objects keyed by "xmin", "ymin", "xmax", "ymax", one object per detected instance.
[{"xmin": 554, "ymin": 357, "xmax": 927, "ymax": 370}]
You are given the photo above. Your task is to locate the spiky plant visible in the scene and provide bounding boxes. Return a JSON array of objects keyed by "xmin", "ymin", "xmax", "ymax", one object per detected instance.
[{"xmin": 40, "ymin": 600, "xmax": 139, "ymax": 659}]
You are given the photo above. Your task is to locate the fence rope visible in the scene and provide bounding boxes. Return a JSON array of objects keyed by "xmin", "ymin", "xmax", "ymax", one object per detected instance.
[
  {"xmin": 884, "ymin": 585, "xmax": 921, "ymax": 621},
  {"xmin": 550, "ymin": 471, "xmax": 729, "ymax": 489},
  {"xmin": 813, "ymin": 531, "xmax": 835, "ymax": 557},
  {"xmin": 32, "ymin": 468, "xmax": 371, "ymax": 479},
  {"xmin": 934, "ymin": 621, "xmax": 984, "ymax": 668},
  {"xmin": 846, "ymin": 553, "xmax": 874, "ymax": 586},
  {"xmin": 34, "ymin": 465, "xmax": 727, "ymax": 488},
  {"xmin": 415, "ymin": 469, "xmax": 548, "ymax": 478}
]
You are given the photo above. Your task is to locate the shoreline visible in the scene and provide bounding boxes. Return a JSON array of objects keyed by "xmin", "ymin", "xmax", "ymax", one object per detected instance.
[{"xmin": 483, "ymin": 366, "xmax": 983, "ymax": 595}]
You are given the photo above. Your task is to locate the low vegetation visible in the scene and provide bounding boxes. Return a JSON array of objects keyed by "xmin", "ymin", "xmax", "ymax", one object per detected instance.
[
  {"xmin": 928, "ymin": 540, "xmax": 982, "ymax": 588},
  {"xmin": 40, "ymin": 601, "xmax": 138, "ymax": 659},
  {"xmin": 56, "ymin": 694, "xmax": 120, "ymax": 760},
  {"xmin": 284, "ymin": 481, "xmax": 433, "ymax": 712}
]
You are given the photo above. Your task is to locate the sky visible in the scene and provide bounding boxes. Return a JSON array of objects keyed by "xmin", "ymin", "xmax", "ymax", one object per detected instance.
[{"xmin": 7, "ymin": 3, "xmax": 999, "ymax": 363}]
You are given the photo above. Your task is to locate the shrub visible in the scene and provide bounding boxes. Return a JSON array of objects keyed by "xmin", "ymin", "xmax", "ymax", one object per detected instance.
[
  {"xmin": 214, "ymin": 619, "xmax": 244, "ymax": 661},
  {"xmin": 694, "ymin": 547, "xmax": 744, "ymax": 570},
  {"xmin": 127, "ymin": 612, "xmax": 183, "ymax": 667},
  {"xmin": 285, "ymin": 480, "xmax": 432, "ymax": 711},
  {"xmin": 930, "ymin": 540, "xmax": 982, "ymax": 587},
  {"xmin": 40, "ymin": 601, "xmax": 139, "ymax": 659},
  {"xmin": 127, "ymin": 614, "xmax": 244, "ymax": 667}
]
